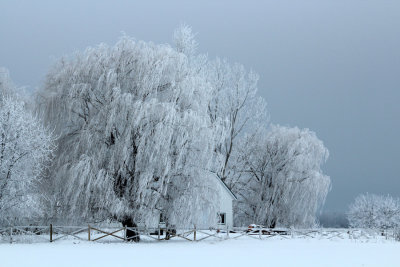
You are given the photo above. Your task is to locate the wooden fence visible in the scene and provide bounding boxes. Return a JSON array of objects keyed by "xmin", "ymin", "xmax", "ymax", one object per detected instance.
[{"xmin": 0, "ymin": 225, "xmax": 395, "ymax": 244}]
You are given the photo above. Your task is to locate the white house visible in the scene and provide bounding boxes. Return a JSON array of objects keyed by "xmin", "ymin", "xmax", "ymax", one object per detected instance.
[
  {"xmin": 147, "ymin": 177, "xmax": 237, "ymax": 230},
  {"xmin": 215, "ymin": 178, "xmax": 237, "ymax": 229}
]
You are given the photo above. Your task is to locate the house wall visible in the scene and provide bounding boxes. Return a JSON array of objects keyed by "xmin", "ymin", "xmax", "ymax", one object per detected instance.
[
  {"xmin": 143, "ymin": 180, "xmax": 235, "ymax": 229},
  {"xmin": 217, "ymin": 189, "xmax": 234, "ymax": 229},
  {"xmin": 218, "ymin": 183, "xmax": 233, "ymax": 229}
]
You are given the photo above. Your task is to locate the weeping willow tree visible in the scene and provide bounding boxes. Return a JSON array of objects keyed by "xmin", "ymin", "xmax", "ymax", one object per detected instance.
[{"xmin": 36, "ymin": 26, "xmax": 226, "ymax": 227}]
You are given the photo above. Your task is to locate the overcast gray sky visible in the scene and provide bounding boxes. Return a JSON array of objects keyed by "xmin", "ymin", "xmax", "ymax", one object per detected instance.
[{"xmin": 1, "ymin": 0, "xmax": 399, "ymax": 212}]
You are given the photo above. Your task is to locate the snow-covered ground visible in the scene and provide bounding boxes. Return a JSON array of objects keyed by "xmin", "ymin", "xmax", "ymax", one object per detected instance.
[{"xmin": 1, "ymin": 237, "xmax": 399, "ymax": 267}]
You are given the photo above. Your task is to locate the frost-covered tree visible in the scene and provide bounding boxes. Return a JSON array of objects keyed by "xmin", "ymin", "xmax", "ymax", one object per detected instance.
[
  {"xmin": 348, "ymin": 193, "xmax": 400, "ymax": 230},
  {"xmin": 233, "ymin": 125, "xmax": 330, "ymax": 228},
  {"xmin": 0, "ymin": 69, "xmax": 55, "ymax": 225},
  {"xmin": 37, "ymin": 32, "xmax": 225, "ymax": 227},
  {"xmin": 173, "ymin": 24, "xmax": 198, "ymax": 57},
  {"xmin": 206, "ymin": 58, "xmax": 268, "ymax": 183}
]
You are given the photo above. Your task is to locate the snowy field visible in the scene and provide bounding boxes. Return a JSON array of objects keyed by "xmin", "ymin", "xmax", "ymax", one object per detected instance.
[{"xmin": 1, "ymin": 236, "xmax": 399, "ymax": 267}]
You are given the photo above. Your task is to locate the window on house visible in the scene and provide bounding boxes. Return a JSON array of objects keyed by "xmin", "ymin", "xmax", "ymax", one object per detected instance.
[
  {"xmin": 218, "ymin": 212, "xmax": 226, "ymax": 225},
  {"xmin": 159, "ymin": 213, "xmax": 165, "ymax": 223}
]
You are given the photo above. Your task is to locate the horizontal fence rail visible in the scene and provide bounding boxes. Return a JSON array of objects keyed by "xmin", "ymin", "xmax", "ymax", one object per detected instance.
[{"xmin": 0, "ymin": 225, "xmax": 397, "ymax": 244}]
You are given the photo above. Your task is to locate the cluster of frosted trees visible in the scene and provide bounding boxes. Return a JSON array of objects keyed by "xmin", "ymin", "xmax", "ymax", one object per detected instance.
[
  {"xmin": 348, "ymin": 193, "xmax": 400, "ymax": 230},
  {"xmin": 1, "ymin": 25, "xmax": 330, "ymax": 228}
]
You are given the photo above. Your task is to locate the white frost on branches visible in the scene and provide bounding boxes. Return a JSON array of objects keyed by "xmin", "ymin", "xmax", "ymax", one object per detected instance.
[
  {"xmin": 232, "ymin": 125, "xmax": 330, "ymax": 228},
  {"xmin": 0, "ymin": 70, "xmax": 55, "ymax": 224},
  {"xmin": 173, "ymin": 24, "xmax": 198, "ymax": 57},
  {"xmin": 34, "ymin": 26, "xmax": 331, "ymax": 229},
  {"xmin": 348, "ymin": 193, "xmax": 400, "ymax": 230},
  {"xmin": 37, "ymin": 35, "xmax": 224, "ymax": 227},
  {"xmin": 206, "ymin": 58, "xmax": 268, "ymax": 183}
]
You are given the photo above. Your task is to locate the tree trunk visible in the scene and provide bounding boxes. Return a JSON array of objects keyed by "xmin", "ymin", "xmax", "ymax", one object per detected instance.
[{"xmin": 121, "ymin": 217, "xmax": 140, "ymax": 242}]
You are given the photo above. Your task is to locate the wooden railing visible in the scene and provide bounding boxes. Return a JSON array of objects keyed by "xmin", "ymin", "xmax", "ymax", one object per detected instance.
[{"xmin": 0, "ymin": 225, "xmax": 394, "ymax": 243}]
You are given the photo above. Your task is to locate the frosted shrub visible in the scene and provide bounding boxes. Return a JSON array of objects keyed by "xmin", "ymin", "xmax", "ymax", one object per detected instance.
[{"xmin": 348, "ymin": 193, "xmax": 400, "ymax": 230}]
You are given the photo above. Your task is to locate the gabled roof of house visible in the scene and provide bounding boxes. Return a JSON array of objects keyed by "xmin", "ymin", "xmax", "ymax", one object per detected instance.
[{"xmin": 216, "ymin": 176, "xmax": 237, "ymax": 200}]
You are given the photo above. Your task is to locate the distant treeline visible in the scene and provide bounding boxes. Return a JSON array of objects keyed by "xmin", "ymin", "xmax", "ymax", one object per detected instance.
[{"xmin": 318, "ymin": 211, "xmax": 349, "ymax": 228}]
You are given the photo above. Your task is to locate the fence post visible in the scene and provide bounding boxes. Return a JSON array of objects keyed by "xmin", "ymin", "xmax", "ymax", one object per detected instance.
[
  {"xmin": 124, "ymin": 225, "xmax": 127, "ymax": 242},
  {"xmin": 50, "ymin": 224, "xmax": 53, "ymax": 242},
  {"xmin": 259, "ymin": 226, "xmax": 262, "ymax": 239},
  {"xmin": 158, "ymin": 226, "xmax": 160, "ymax": 240},
  {"xmin": 193, "ymin": 225, "xmax": 196, "ymax": 241},
  {"xmin": 88, "ymin": 225, "xmax": 91, "ymax": 241},
  {"xmin": 9, "ymin": 227, "xmax": 12, "ymax": 244},
  {"xmin": 226, "ymin": 224, "xmax": 229, "ymax": 239}
]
